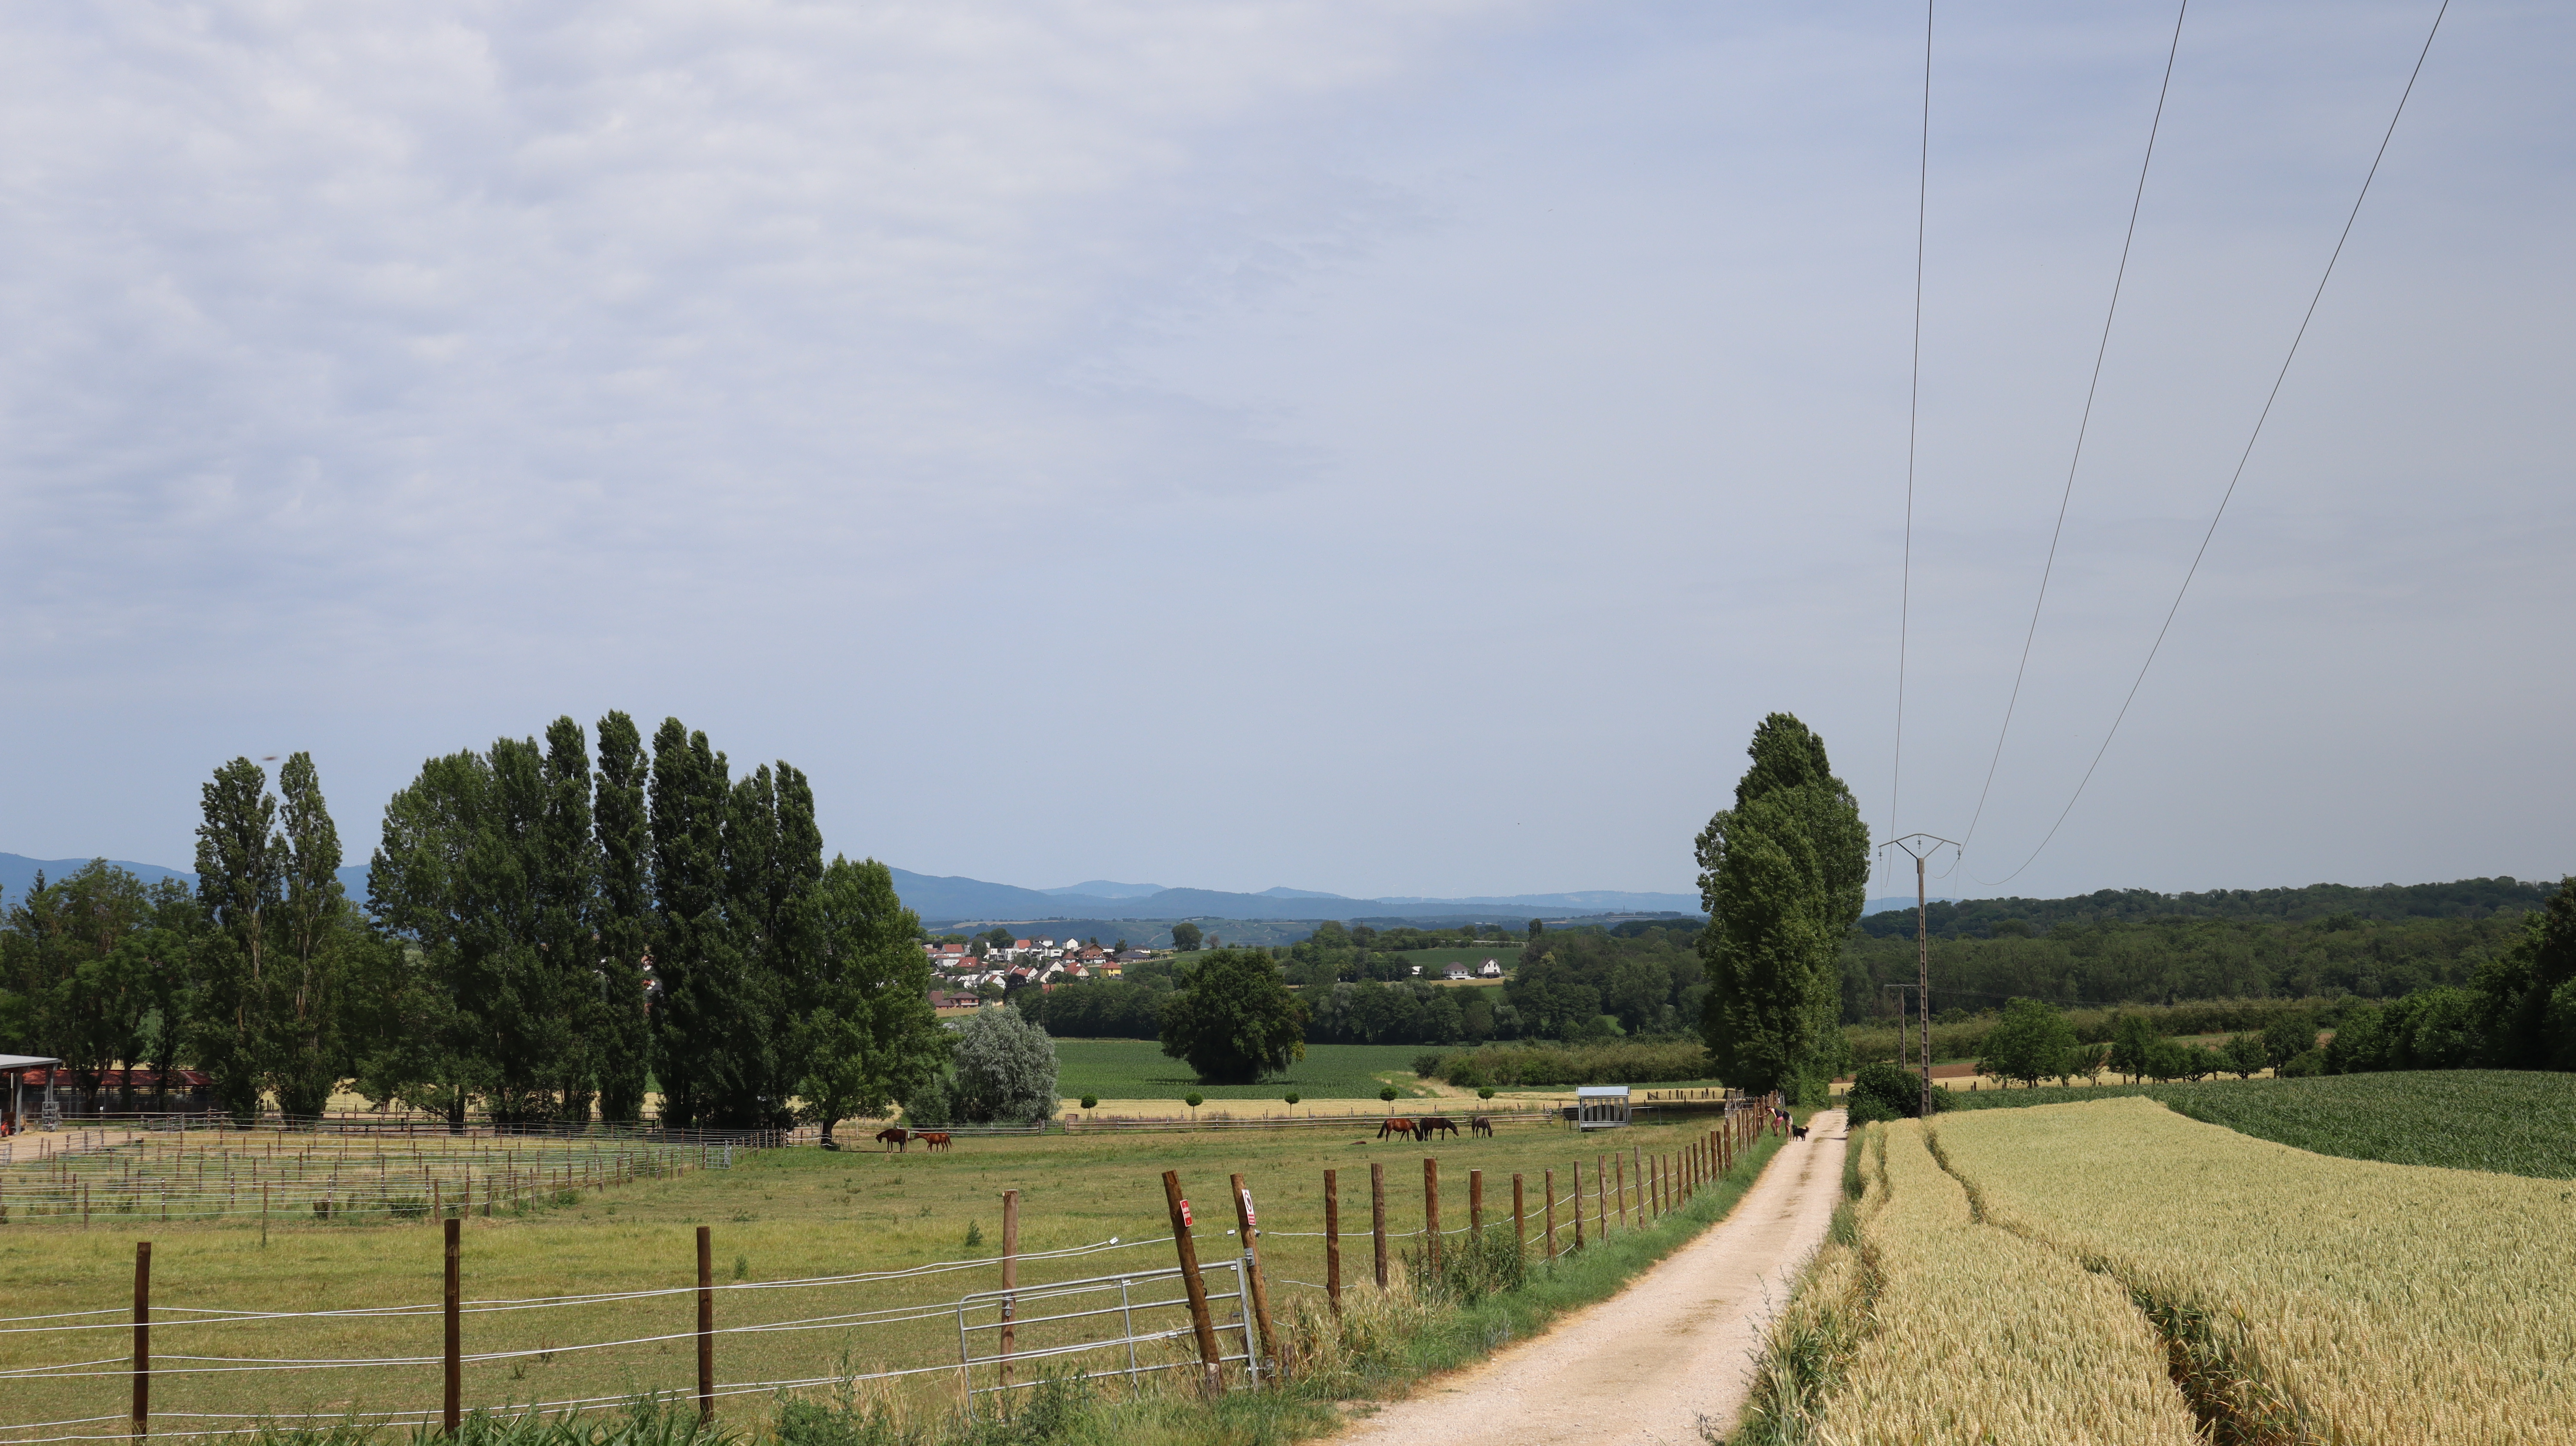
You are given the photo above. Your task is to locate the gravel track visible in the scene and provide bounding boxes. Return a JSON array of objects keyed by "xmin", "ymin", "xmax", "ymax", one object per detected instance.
[{"xmin": 1328, "ymin": 1111, "xmax": 1849, "ymax": 1446}]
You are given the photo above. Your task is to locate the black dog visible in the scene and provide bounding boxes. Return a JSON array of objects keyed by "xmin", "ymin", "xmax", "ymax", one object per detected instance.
[{"xmin": 1791, "ymin": 1124, "xmax": 1810, "ymax": 1140}]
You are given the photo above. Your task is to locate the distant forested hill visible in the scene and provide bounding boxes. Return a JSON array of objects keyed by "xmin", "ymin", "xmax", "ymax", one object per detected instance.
[{"xmin": 1857, "ymin": 876, "xmax": 2551, "ymax": 941}]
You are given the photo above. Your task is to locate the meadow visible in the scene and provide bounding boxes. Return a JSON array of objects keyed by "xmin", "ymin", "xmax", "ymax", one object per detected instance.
[
  {"xmin": 1051, "ymin": 1039, "xmax": 1436, "ymax": 1101},
  {"xmin": 1941, "ymin": 1069, "xmax": 2576, "ymax": 1178},
  {"xmin": 0, "ymin": 1112, "xmax": 1754, "ymax": 1442}
]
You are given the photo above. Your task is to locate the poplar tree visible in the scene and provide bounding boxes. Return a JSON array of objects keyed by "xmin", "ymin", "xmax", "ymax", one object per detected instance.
[
  {"xmin": 648, "ymin": 719, "xmax": 735, "ymax": 1127},
  {"xmin": 592, "ymin": 711, "xmax": 655, "ymax": 1123},
  {"xmin": 194, "ymin": 759, "xmax": 282, "ymax": 1123},
  {"xmin": 1695, "ymin": 714, "xmax": 1870, "ymax": 1103},
  {"xmin": 537, "ymin": 718, "xmax": 601, "ymax": 1122},
  {"xmin": 270, "ymin": 753, "xmax": 353, "ymax": 1118}
]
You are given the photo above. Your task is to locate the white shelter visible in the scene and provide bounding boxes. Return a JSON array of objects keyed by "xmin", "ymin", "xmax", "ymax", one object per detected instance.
[{"xmin": 1574, "ymin": 1084, "xmax": 1631, "ymax": 1131}]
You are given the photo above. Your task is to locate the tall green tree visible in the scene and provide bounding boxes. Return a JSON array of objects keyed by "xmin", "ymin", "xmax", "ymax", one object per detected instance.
[
  {"xmin": 1157, "ymin": 947, "xmax": 1309, "ymax": 1084},
  {"xmin": 536, "ymin": 718, "xmax": 602, "ymax": 1123},
  {"xmin": 1695, "ymin": 713, "xmax": 1869, "ymax": 1103},
  {"xmin": 648, "ymin": 719, "xmax": 748, "ymax": 1127},
  {"xmin": 270, "ymin": 753, "xmax": 356, "ymax": 1118},
  {"xmin": 1169, "ymin": 921, "xmax": 1203, "ymax": 953},
  {"xmin": 195, "ymin": 758, "xmax": 284, "ymax": 1122},
  {"xmin": 0, "ymin": 862, "xmax": 194, "ymax": 1107},
  {"xmin": 592, "ymin": 711, "xmax": 656, "ymax": 1123},
  {"xmin": 793, "ymin": 856, "xmax": 950, "ymax": 1146}
]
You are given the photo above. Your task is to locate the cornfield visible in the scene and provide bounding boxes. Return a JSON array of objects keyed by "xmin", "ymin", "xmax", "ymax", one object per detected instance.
[{"xmin": 1935, "ymin": 1097, "xmax": 2576, "ymax": 1444}]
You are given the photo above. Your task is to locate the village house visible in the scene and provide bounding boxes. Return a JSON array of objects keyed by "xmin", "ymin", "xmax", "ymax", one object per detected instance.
[{"xmin": 1479, "ymin": 959, "xmax": 1505, "ymax": 978}]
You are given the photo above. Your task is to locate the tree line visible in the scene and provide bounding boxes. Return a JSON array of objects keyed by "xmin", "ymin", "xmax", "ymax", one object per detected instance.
[{"xmin": 0, "ymin": 716, "xmax": 951, "ymax": 1141}]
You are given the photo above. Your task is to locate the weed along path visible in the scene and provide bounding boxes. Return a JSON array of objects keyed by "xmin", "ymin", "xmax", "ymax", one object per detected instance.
[{"xmin": 1331, "ymin": 1111, "xmax": 1849, "ymax": 1446}]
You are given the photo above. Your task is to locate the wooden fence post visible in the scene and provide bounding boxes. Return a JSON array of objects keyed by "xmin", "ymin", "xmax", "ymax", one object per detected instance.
[
  {"xmin": 1422, "ymin": 1158, "xmax": 1441, "ymax": 1273},
  {"xmin": 1469, "ymin": 1169, "xmax": 1483, "ymax": 1236},
  {"xmin": 1510, "ymin": 1173, "xmax": 1525, "ymax": 1259},
  {"xmin": 999, "ymin": 1190, "xmax": 1020, "ymax": 1393},
  {"xmin": 1323, "ymin": 1170, "xmax": 1342, "ymax": 1315},
  {"xmin": 1543, "ymin": 1169, "xmax": 1558, "ymax": 1258},
  {"xmin": 131, "ymin": 1241, "xmax": 150, "ymax": 1440},
  {"xmin": 1571, "ymin": 1161, "xmax": 1584, "ymax": 1251},
  {"xmin": 1228, "ymin": 1175, "xmax": 1277, "ymax": 1373},
  {"xmin": 1613, "ymin": 1153, "xmax": 1625, "ymax": 1229},
  {"xmin": 1160, "ymin": 1171, "xmax": 1225, "ymax": 1394},
  {"xmin": 1631, "ymin": 1145, "xmax": 1643, "ymax": 1223},
  {"xmin": 1370, "ymin": 1163, "xmax": 1388, "ymax": 1288},
  {"xmin": 696, "ymin": 1225, "xmax": 714, "ymax": 1422},
  {"xmin": 443, "ymin": 1218, "xmax": 460, "ymax": 1434}
]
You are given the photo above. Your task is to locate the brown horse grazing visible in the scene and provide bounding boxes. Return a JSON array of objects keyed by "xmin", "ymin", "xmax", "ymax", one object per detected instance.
[
  {"xmin": 1377, "ymin": 1118, "xmax": 1417, "ymax": 1140},
  {"xmin": 920, "ymin": 1132, "xmax": 953, "ymax": 1152},
  {"xmin": 1415, "ymin": 1115, "xmax": 1459, "ymax": 1140},
  {"xmin": 875, "ymin": 1127, "xmax": 911, "ymax": 1153},
  {"xmin": 1469, "ymin": 1116, "xmax": 1494, "ymax": 1138}
]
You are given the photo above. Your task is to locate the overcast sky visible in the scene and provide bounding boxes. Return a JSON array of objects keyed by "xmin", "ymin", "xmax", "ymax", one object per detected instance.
[{"xmin": 3, "ymin": 0, "xmax": 2567, "ymax": 904}]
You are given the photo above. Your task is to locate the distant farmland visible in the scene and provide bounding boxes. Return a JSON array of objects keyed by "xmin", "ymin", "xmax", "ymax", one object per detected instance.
[{"xmin": 1052, "ymin": 1038, "xmax": 1437, "ymax": 1100}]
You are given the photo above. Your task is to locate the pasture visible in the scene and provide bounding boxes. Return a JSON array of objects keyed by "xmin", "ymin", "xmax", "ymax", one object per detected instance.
[
  {"xmin": 1051, "ymin": 1039, "xmax": 1435, "ymax": 1100},
  {"xmin": 0, "ymin": 1110, "xmax": 1750, "ymax": 1440}
]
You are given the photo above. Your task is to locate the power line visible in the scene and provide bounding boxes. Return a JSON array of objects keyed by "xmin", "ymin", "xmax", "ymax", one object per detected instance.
[
  {"xmin": 1886, "ymin": 0, "xmax": 1933, "ymax": 894},
  {"xmin": 1961, "ymin": 0, "xmax": 2191, "ymax": 852},
  {"xmin": 1975, "ymin": 0, "xmax": 2451, "ymax": 887}
]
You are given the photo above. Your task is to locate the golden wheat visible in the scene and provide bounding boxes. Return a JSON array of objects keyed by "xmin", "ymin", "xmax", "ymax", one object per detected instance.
[
  {"xmin": 1935, "ymin": 1097, "xmax": 2576, "ymax": 1445},
  {"xmin": 1801, "ymin": 1119, "xmax": 2201, "ymax": 1446}
]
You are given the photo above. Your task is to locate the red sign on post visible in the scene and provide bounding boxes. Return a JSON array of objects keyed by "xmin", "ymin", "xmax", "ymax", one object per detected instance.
[
  {"xmin": 1240, "ymin": 1188, "xmax": 1257, "ymax": 1227},
  {"xmin": 1179, "ymin": 1199, "xmax": 1193, "ymax": 1227}
]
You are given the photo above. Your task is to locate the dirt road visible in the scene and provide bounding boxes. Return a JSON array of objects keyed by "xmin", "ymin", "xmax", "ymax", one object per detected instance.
[{"xmin": 1329, "ymin": 1112, "xmax": 1849, "ymax": 1446}]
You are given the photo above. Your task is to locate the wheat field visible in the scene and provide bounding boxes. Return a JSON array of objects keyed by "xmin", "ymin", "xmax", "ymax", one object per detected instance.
[{"xmin": 1935, "ymin": 1097, "xmax": 2576, "ymax": 1444}]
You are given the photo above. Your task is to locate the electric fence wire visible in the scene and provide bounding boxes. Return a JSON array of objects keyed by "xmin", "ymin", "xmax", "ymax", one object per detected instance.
[
  {"xmin": 1885, "ymin": 0, "xmax": 1934, "ymax": 896},
  {"xmin": 1973, "ymin": 0, "xmax": 2451, "ymax": 887},
  {"xmin": 1959, "ymin": 0, "xmax": 2191, "ymax": 860}
]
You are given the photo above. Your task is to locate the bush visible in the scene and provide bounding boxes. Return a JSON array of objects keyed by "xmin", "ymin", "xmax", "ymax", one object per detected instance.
[
  {"xmin": 1283, "ymin": 1091, "xmax": 1300, "ymax": 1105},
  {"xmin": 1413, "ymin": 1052, "xmax": 1446, "ymax": 1079},
  {"xmin": 1847, "ymin": 1060, "xmax": 1923, "ymax": 1119},
  {"xmin": 1077, "ymin": 1094, "xmax": 1097, "ymax": 1110},
  {"xmin": 2278, "ymin": 1048, "xmax": 2326, "ymax": 1078},
  {"xmin": 900, "ymin": 1073, "xmax": 954, "ymax": 1127},
  {"xmin": 949, "ymin": 1009, "xmax": 1060, "ymax": 1124},
  {"xmin": 1477, "ymin": 1085, "xmax": 1496, "ymax": 1100},
  {"xmin": 1844, "ymin": 1091, "xmax": 1902, "ymax": 1126},
  {"xmin": 1379, "ymin": 1086, "xmax": 1397, "ymax": 1103}
]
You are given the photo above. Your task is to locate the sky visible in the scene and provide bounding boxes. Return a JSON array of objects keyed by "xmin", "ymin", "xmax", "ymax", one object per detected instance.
[{"xmin": 3, "ymin": 0, "xmax": 2568, "ymax": 904}]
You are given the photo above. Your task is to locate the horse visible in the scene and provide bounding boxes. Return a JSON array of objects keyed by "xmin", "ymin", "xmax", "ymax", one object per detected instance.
[
  {"xmin": 875, "ymin": 1127, "xmax": 911, "ymax": 1153},
  {"xmin": 1377, "ymin": 1118, "xmax": 1417, "ymax": 1140},
  {"xmin": 920, "ymin": 1132, "xmax": 953, "ymax": 1152},
  {"xmin": 1415, "ymin": 1115, "xmax": 1459, "ymax": 1140},
  {"xmin": 1469, "ymin": 1116, "xmax": 1494, "ymax": 1138}
]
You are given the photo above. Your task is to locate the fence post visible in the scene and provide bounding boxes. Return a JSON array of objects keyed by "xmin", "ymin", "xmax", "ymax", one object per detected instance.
[
  {"xmin": 131, "ymin": 1241, "xmax": 149, "ymax": 1440},
  {"xmin": 1227, "ymin": 1175, "xmax": 1277, "ymax": 1373},
  {"xmin": 1613, "ymin": 1153, "xmax": 1625, "ymax": 1229},
  {"xmin": 999, "ymin": 1190, "xmax": 1019, "ymax": 1394},
  {"xmin": 696, "ymin": 1225, "xmax": 714, "ymax": 1422},
  {"xmin": 1422, "ymin": 1158, "xmax": 1441, "ymax": 1273},
  {"xmin": 1631, "ymin": 1145, "xmax": 1643, "ymax": 1224},
  {"xmin": 443, "ymin": 1217, "xmax": 460, "ymax": 1434},
  {"xmin": 1160, "ymin": 1171, "xmax": 1225, "ymax": 1394},
  {"xmin": 1469, "ymin": 1169, "xmax": 1483, "ymax": 1236},
  {"xmin": 1323, "ymin": 1170, "xmax": 1342, "ymax": 1315},
  {"xmin": 1535, "ymin": 1165, "xmax": 1556, "ymax": 1258},
  {"xmin": 1571, "ymin": 1161, "xmax": 1584, "ymax": 1251},
  {"xmin": 1370, "ymin": 1163, "xmax": 1388, "ymax": 1288},
  {"xmin": 1511, "ymin": 1173, "xmax": 1525, "ymax": 1259}
]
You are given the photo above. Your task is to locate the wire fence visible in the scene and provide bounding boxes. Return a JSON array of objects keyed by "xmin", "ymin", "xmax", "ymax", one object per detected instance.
[{"xmin": 0, "ymin": 1099, "xmax": 1785, "ymax": 1442}]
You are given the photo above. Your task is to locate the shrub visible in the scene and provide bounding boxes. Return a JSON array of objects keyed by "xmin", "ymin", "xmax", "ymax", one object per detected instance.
[
  {"xmin": 949, "ymin": 1009, "xmax": 1060, "ymax": 1125},
  {"xmin": 1478, "ymin": 1085, "xmax": 1496, "ymax": 1100},
  {"xmin": 1183, "ymin": 1092, "xmax": 1203, "ymax": 1108},
  {"xmin": 1847, "ymin": 1060, "xmax": 1923, "ymax": 1119},
  {"xmin": 1077, "ymin": 1094, "xmax": 1097, "ymax": 1110},
  {"xmin": 1379, "ymin": 1086, "xmax": 1397, "ymax": 1103},
  {"xmin": 900, "ymin": 1072, "xmax": 953, "ymax": 1127},
  {"xmin": 2278, "ymin": 1048, "xmax": 2326, "ymax": 1078},
  {"xmin": 1283, "ymin": 1091, "xmax": 1300, "ymax": 1105},
  {"xmin": 1413, "ymin": 1052, "xmax": 1446, "ymax": 1079}
]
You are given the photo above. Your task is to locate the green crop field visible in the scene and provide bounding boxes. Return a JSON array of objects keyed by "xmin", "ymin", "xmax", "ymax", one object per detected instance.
[
  {"xmin": 1943, "ymin": 1069, "xmax": 2576, "ymax": 1179},
  {"xmin": 1053, "ymin": 1039, "xmax": 1440, "ymax": 1100}
]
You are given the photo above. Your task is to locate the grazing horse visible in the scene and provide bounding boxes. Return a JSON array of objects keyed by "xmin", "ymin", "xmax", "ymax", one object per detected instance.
[
  {"xmin": 875, "ymin": 1127, "xmax": 911, "ymax": 1153},
  {"xmin": 1469, "ymin": 1116, "xmax": 1495, "ymax": 1138},
  {"xmin": 920, "ymin": 1132, "xmax": 953, "ymax": 1153},
  {"xmin": 1415, "ymin": 1115, "xmax": 1459, "ymax": 1140},
  {"xmin": 1377, "ymin": 1118, "xmax": 1417, "ymax": 1141}
]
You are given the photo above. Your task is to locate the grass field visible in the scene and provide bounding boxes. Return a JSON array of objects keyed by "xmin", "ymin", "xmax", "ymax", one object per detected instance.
[
  {"xmin": 1052, "ymin": 1039, "xmax": 1439, "ymax": 1100},
  {"xmin": 1941, "ymin": 1069, "xmax": 2576, "ymax": 1179},
  {"xmin": 0, "ymin": 1112, "xmax": 1747, "ymax": 1440}
]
